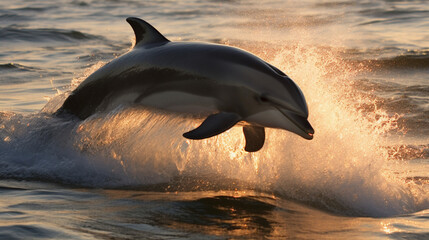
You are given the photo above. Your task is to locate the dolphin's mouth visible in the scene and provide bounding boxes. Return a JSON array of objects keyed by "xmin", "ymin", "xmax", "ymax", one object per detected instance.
[{"xmin": 275, "ymin": 106, "xmax": 314, "ymax": 140}]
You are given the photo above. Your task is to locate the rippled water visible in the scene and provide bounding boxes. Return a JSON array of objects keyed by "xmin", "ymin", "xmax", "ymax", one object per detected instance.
[{"xmin": 0, "ymin": 0, "xmax": 428, "ymax": 239}]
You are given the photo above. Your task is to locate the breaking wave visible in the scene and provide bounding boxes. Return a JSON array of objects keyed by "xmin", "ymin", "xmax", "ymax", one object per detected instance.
[{"xmin": 0, "ymin": 44, "xmax": 428, "ymax": 217}]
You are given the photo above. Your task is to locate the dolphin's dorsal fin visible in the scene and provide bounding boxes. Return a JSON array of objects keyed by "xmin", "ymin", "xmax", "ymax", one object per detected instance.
[
  {"xmin": 183, "ymin": 112, "xmax": 241, "ymax": 140},
  {"xmin": 243, "ymin": 126, "xmax": 265, "ymax": 152},
  {"xmin": 126, "ymin": 17, "xmax": 170, "ymax": 47}
]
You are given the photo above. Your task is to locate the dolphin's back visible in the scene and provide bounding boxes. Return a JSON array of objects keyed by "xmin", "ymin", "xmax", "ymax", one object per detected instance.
[
  {"xmin": 58, "ymin": 41, "xmax": 304, "ymax": 119},
  {"xmin": 58, "ymin": 65, "xmax": 208, "ymax": 119}
]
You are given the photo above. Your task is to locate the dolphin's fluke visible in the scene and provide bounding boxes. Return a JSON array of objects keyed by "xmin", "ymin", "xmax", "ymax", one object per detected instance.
[
  {"xmin": 183, "ymin": 112, "xmax": 241, "ymax": 140},
  {"xmin": 126, "ymin": 17, "xmax": 170, "ymax": 47},
  {"xmin": 243, "ymin": 125, "xmax": 265, "ymax": 152}
]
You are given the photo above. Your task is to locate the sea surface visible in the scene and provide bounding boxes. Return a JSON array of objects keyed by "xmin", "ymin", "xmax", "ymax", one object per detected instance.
[{"xmin": 1, "ymin": 0, "xmax": 429, "ymax": 239}]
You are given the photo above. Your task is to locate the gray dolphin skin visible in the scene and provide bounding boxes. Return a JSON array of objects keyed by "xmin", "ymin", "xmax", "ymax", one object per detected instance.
[{"xmin": 57, "ymin": 17, "xmax": 314, "ymax": 152}]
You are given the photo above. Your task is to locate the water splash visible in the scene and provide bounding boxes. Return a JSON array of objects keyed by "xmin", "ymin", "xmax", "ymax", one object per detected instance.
[
  {"xmin": 263, "ymin": 44, "xmax": 429, "ymax": 216},
  {"xmin": 1, "ymin": 39, "xmax": 428, "ymax": 217}
]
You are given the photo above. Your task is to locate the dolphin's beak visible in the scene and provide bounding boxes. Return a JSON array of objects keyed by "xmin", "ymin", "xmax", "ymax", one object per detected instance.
[
  {"xmin": 276, "ymin": 107, "xmax": 314, "ymax": 140},
  {"xmin": 263, "ymin": 94, "xmax": 314, "ymax": 139}
]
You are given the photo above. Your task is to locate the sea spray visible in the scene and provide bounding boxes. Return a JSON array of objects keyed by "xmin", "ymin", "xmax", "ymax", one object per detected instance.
[
  {"xmin": 1, "ymin": 41, "xmax": 428, "ymax": 218},
  {"xmin": 265, "ymin": 45, "xmax": 429, "ymax": 216}
]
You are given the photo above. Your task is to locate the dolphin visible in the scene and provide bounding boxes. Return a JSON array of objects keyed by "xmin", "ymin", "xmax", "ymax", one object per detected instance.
[{"xmin": 57, "ymin": 17, "xmax": 314, "ymax": 152}]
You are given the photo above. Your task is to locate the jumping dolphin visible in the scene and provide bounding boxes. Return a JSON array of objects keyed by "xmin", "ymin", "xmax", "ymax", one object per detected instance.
[{"xmin": 57, "ymin": 17, "xmax": 314, "ymax": 152}]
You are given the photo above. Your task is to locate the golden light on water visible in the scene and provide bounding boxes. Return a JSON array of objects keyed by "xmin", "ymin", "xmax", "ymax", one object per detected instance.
[
  {"xmin": 1, "ymin": 0, "xmax": 428, "ymax": 239},
  {"xmin": 381, "ymin": 221, "xmax": 396, "ymax": 234},
  {"xmin": 30, "ymin": 19, "xmax": 428, "ymax": 215}
]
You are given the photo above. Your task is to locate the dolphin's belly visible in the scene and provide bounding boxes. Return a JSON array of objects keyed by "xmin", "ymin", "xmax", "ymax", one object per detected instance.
[
  {"xmin": 245, "ymin": 109, "xmax": 294, "ymax": 130},
  {"xmin": 138, "ymin": 91, "xmax": 219, "ymax": 114}
]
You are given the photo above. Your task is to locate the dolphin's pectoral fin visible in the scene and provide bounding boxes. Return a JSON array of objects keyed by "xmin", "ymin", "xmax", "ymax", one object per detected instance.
[
  {"xmin": 243, "ymin": 126, "xmax": 265, "ymax": 152},
  {"xmin": 183, "ymin": 112, "xmax": 241, "ymax": 140},
  {"xmin": 126, "ymin": 17, "xmax": 170, "ymax": 47}
]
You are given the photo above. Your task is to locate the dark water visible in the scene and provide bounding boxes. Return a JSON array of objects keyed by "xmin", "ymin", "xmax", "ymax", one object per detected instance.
[{"xmin": 0, "ymin": 0, "xmax": 428, "ymax": 239}]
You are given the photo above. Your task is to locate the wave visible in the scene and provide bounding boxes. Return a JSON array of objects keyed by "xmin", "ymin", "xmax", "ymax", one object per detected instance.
[
  {"xmin": 232, "ymin": 41, "xmax": 429, "ymax": 72},
  {"xmin": 10, "ymin": 6, "xmax": 57, "ymax": 12},
  {"xmin": 385, "ymin": 144, "xmax": 429, "ymax": 161},
  {"xmin": 0, "ymin": 224, "xmax": 65, "ymax": 240},
  {"xmin": 357, "ymin": 8, "xmax": 429, "ymax": 26},
  {"xmin": 0, "ymin": 13, "xmax": 30, "ymax": 21},
  {"xmin": 0, "ymin": 27, "xmax": 101, "ymax": 43},
  {"xmin": 0, "ymin": 103, "xmax": 428, "ymax": 217},
  {"xmin": 349, "ymin": 78, "xmax": 429, "ymax": 136},
  {"xmin": 406, "ymin": 177, "xmax": 429, "ymax": 185},
  {"xmin": 347, "ymin": 51, "xmax": 429, "ymax": 70},
  {"xmin": 352, "ymin": 78, "xmax": 429, "ymax": 96},
  {"xmin": 352, "ymin": 80, "xmax": 429, "ymax": 103},
  {"xmin": 0, "ymin": 63, "xmax": 38, "ymax": 71},
  {"xmin": 0, "ymin": 37, "xmax": 428, "ymax": 218},
  {"xmin": 153, "ymin": 195, "xmax": 277, "ymax": 234}
]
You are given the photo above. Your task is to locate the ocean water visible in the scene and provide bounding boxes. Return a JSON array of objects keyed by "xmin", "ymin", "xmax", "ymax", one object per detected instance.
[{"xmin": 1, "ymin": 0, "xmax": 428, "ymax": 239}]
